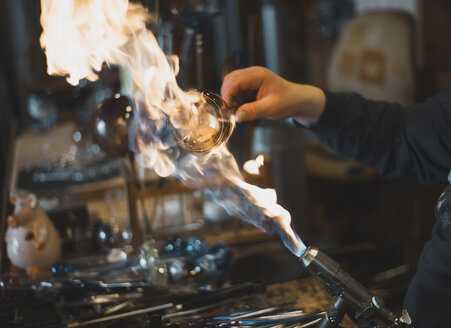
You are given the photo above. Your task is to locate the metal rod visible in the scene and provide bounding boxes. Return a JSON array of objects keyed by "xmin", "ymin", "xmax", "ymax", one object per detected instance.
[
  {"xmin": 65, "ymin": 302, "xmax": 173, "ymax": 327},
  {"xmin": 163, "ymin": 297, "xmax": 247, "ymax": 320},
  {"xmin": 125, "ymin": 153, "xmax": 142, "ymax": 253}
]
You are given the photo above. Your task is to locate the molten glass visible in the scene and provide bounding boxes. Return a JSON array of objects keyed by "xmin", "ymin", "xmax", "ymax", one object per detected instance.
[{"xmin": 170, "ymin": 91, "xmax": 235, "ymax": 153}]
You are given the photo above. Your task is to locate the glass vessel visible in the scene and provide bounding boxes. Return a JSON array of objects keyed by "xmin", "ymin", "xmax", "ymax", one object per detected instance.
[{"xmin": 171, "ymin": 91, "xmax": 235, "ymax": 153}]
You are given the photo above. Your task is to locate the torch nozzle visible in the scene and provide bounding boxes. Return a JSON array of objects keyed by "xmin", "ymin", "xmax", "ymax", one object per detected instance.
[
  {"xmin": 299, "ymin": 246, "xmax": 369, "ymax": 301},
  {"xmin": 299, "ymin": 246, "xmax": 412, "ymax": 327}
]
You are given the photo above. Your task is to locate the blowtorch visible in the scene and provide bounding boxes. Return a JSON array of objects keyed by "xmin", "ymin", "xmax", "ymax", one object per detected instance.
[{"xmin": 299, "ymin": 246, "xmax": 413, "ymax": 328}]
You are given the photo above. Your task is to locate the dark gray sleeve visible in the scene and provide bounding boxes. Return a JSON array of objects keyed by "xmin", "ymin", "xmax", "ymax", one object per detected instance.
[{"xmin": 304, "ymin": 88, "xmax": 451, "ymax": 184}]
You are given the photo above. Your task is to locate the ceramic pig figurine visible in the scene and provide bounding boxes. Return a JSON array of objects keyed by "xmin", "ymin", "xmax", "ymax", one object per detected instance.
[{"xmin": 5, "ymin": 193, "xmax": 61, "ymax": 275}]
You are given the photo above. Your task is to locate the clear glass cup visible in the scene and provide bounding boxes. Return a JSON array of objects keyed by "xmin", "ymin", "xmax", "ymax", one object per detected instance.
[{"xmin": 171, "ymin": 91, "xmax": 235, "ymax": 153}]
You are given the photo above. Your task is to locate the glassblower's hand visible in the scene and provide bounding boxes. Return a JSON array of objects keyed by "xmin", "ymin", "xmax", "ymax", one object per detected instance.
[{"xmin": 221, "ymin": 66, "xmax": 326, "ymax": 126}]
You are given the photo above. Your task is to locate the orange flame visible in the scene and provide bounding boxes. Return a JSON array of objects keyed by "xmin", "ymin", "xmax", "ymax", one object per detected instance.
[
  {"xmin": 39, "ymin": 0, "xmax": 306, "ymax": 257},
  {"xmin": 243, "ymin": 154, "xmax": 265, "ymax": 175}
]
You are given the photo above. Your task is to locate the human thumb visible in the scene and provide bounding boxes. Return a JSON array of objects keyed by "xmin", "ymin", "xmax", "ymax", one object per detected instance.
[{"xmin": 236, "ymin": 103, "xmax": 257, "ymax": 122}]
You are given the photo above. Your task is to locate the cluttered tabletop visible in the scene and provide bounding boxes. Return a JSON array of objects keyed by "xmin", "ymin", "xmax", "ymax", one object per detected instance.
[
  {"xmin": 2, "ymin": 211, "xmax": 362, "ymax": 328},
  {"xmin": 1, "ymin": 269, "xmax": 356, "ymax": 328},
  {"xmin": 1, "ymin": 241, "xmax": 302, "ymax": 327}
]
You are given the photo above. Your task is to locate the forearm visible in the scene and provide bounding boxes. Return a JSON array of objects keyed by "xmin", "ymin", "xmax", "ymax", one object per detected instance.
[{"xmin": 304, "ymin": 89, "xmax": 451, "ymax": 184}]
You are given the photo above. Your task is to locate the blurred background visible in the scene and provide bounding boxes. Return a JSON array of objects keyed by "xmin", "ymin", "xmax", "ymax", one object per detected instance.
[{"xmin": 1, "ymin": 0, "xmax": 451, "ymax": 321}]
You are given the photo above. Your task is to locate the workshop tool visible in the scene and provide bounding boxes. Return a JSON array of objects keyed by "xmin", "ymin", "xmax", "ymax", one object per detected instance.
[
  {"xmin": 64, "ymin": 302, "xmax": 173, "ymax": 327},
  {"xmin": 299, "ymin": 246, "xmax": 413, "ymax": 328},
  {"xmin": 51, "ymin": 256, "xmax": 140, "ymax": 278},
  {"xmin": 204, "ymin": 311, "xmax": 322, "ymax": 327},
  {"xmin": 172, "ymin": 306, "xmax": 325, "ymax": 328}
]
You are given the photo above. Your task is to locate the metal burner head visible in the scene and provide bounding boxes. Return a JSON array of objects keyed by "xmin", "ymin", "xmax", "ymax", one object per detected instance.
[
  {"xmin": 299, "ymin": 246, "xmax": 318, "ymax": 267},
  {"xmin": 298, "ymin": 246, "xmax": 413, "ymax": 327}
]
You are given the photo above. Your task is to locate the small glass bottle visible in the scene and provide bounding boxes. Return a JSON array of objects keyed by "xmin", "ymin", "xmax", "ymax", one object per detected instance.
[{"xmin": 171, "ymin": 91, "xmax": 235, "ymax": 153}]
